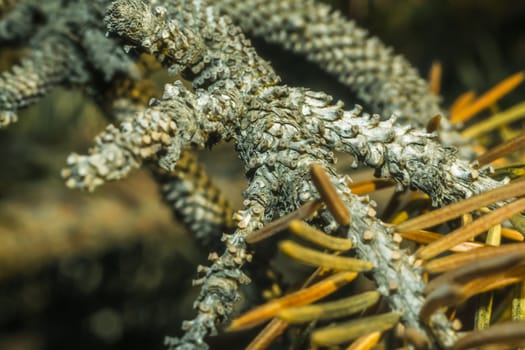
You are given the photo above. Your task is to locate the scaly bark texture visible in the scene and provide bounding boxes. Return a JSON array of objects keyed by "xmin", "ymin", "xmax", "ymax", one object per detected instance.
[
  {"xmin": 0, "ymin": 0, "xmax": 137, "ymax": 128},
  {"xmin": 103, "ymin": 80, "xmax": 238, "ymax": 245},
  {"xmin": 215, "ymin": 0, "xmax": 472, "ymax": 155}
]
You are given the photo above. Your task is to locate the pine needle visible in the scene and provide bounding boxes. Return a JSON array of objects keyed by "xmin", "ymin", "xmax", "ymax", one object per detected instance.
[
  {"xmin": 245, "ymin": 318, "xmax": 289, "ymax": 350},
  {"xmin": 462, "ymin": 100, "xmax": 525, "ymax": 139},
  {"xmin": 512, "ymin": 282, "xmax": 525, "ymax": 322},
  {"xmin": 450, "ymin": 90, "xmax": 476, "ymax": 119},
  {"xmin": 425, "ymin": 250, "xmax": 525, "ymax": 295},
  {"xmin": 501, "ymin": 227, "xmax": 524, "ymax": 241},
  {"xmin": 288, "ymin": 220, "xmax": 353, "ymax": 251},
  {"xmin": 399, "ymin": 229, "xmax": 484, "ymax": 252},
  {"xmin": 246, "ymin": 199, "xmax": 322, "ymax": 243},
  {"xmin": 477, "ymin": 132, "xmax": 525, "ymax": 166},
  {"xmin": 450, "ymin": 71, "xmax": 525, "ymax": 124},
  {"xmin": 345, "ymin": 331, "xmax": 382, "ymax": 350},
  {"xmin": 311, "ymin": 164, "xmax": 351, "ymax": 225},
  {"xmin": 453, "ymin": 320, "xmax": 525, "ymax": 350},
  {"xmin": 349, "ymin": 178, "xmax": 395, "ymax": 195},
  {"xmin": 227, "ymin": 271, "xmax": 357, "ymax": 331},
  {"xmin": 311, "ymin": 313, "xmax": 400, "ymax": 347},
  {"xmin": 396, "ymin": 181, "xmax": 525, "ymax": 233},
  {"xmin": 279, "ymin": 240, "xmax": 373, "ymax": 272},
  {"xmin": 417, "ymin": 198, "xmax": 525, "ymax": 260},
  {"xmin": 429, "ymin": 61, "xmax": 442, "ymax": 95},
  {"xmin": 424, "ymin": 243, "xmax": 525, "ymax": 274},
  {"xmin": 277, "ymin": 291, "xmax": 380, "ymax": 323}
]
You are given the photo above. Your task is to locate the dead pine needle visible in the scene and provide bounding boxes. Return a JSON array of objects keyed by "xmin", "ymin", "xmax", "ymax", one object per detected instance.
[
  {"xmin": 277, "ymin": 290, "xmax": 381, "ymax": 323},
  {"xmin": 349, "ymin": 178, "xmax": 395, "ymax": 195},
  {"xmin": 416, "ymin": 197, "xmax": 525, "ymax": 260},
  {"xmin": 399, "ymin": 229, "xmax": 484, "ymax": 253},
  {"xmin": 245, "ymin": 199, "xmax": 322, "ymax": 243},
  {"xmin": 450, "ymin": 90, "xmax": 476, "ymax": 119},
  {"xmin": 462, "ymin": 100, "xmax": 525, "ymax": 139},
  {"xmin": 310, "ymin": 164, "xmax": 351, "ymax": 225},
  {"xmin": 288, "ymin": 220, "xmax": 353, "ymax": 251},
  {"xmin": 425, "ymin": 250, "xmax": 525, "ymax": 295},
  {"xmin": 425, "ymin": 243, "xmax": 525, "ymax": 274},
  {"xmin": 311, "ymin": 312, "xmax": 400, "ymax": 347},
  {"xmin": 477, "ymin": 132, "xmax": 525, "ymax": 166},
  {"xmin": 428, "ymin": 61, "xmax": 442, "ymax": 95},
  {"xmin": 453, "ymin": 320, "xmax": 525, "ymax": 350},
  {"xmin": 450, "ymin": 71, "xmax": 525, "ymax": 124},
  {"xmin": 279, "ymin": 240, "xmax": 373, "ymax": 272},
  {"xmin": 227, "ymin": 271, "xmax": 357, "ymax": 331},
  {"xmin": 345, "ymin": 331, "xmax": 382, "ymax": 350},
  {"xmin": 396, "ymin": 181, "xmax": 525, "ymax": 234},
  {"xmin": 245, "ymin": 318, "xmax": 289, "ymax": 350}
]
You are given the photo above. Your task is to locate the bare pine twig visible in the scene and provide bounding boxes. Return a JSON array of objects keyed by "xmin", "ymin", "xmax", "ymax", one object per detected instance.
[
  {"xmin": 214, "ymin": 0, "xmax": 474, "ymax": 156},
  {"xmin": 0, "ymin": 0, "xmax": 137, "ymax": 128}
]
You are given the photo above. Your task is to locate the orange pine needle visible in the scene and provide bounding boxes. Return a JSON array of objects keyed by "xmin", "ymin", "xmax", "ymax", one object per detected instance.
[
  {"xmin": 246, "ymin": 199, "xmax": 322, "ymax": 243},
  {"xmin": 345, "ymin": 331, "xmax": 382, "ymax": 350},
  {"xmin": 227, "ymin": 271, "xmax": 357, "ymax": 331},
  {"xmin": 400, "ymin": 230, "xmax": 484, "ymax": 252},
  {"xmin": 450, "ymin": 71, "xmax": 525, "ymax": 124},
  {"xmin": 425, "ymin": 250, "xmax": 525, "ymax": 294},
  {"xmin": 349, "ymin": 178, "xmax": 395, "ymax": 195},
  {"xmin": 429, "ymin": 61, "xmax": 442, "ymax": 95},
  {"xmin": 245, "ymin": 318, "xmax": 289, "ymax": 350},
  {"xmin": 311, "ymin": 164, "xmax": 351, "ymax": 225},
  {"xmin": 246, "ymin": 266, "xmax": 326, "ymax": 349},
  {"xmin": 396, "ymin": 181, "xmax": 525, "ymax": 233},
  {"xmin": 453, "ymin": 320, "xmax": 525, "ymax": 350},
  {"xmin": 501, "ymin": 227, "xmax": 524, "ymax": 241},
  {"xmin": 417, "ymin": 198, "xmax": 525, "ymax": 260},
  {"xmin": 477, "ymin": 132, "xmax": 525, "ymax": 166},
  {"xmin": 463, "ymin": 265, "xmax": 525, "ymax": 297},
  {"xmin": 450, "ymin": 90, "xmax": 476, "ymax": 119},
  {"xmin": 425, "ymin": 243, "xmax": 525, "ymax": 274}
]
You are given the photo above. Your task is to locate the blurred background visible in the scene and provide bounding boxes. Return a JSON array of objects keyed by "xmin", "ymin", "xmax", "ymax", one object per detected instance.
[{"xmin": 0, "ymin": 1, "xmax": 524, "ymax": 349}]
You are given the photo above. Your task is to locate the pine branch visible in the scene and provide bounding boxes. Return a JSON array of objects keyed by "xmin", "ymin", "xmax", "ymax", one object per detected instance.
[
  {"xmin": 0, "ymin": 35, "xmax": 84, "ymax": 127},
  {"xmin": 151, "ymin": 151, "xmax": 237, "ymax": 246},
  {"xmin": 215, "ymin": 0, "xmax": 473, "ymax": 155},
  {"xmin": 0, "ymin": 2, "xmax": 40, "ymax": 43},
  {"xmin": 1, "ymin": 1, "xmax": 516, "ymax": 349},
  {"xmin": 0, "ymin": 0, "xmax": 137, "ymax": 128},
  {"xmin": 95, "ymin": 0, "xmax": 507, "ymax": 348},
  {"xmin": 106, "ymin": 87, "xmax": 237, "ymax": 246}
]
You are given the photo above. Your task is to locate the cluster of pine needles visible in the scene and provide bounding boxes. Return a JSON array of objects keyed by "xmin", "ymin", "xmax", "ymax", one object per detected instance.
[{"xmin": 226, "ymin": 70, "xmax": 525, "ymax": 350}]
